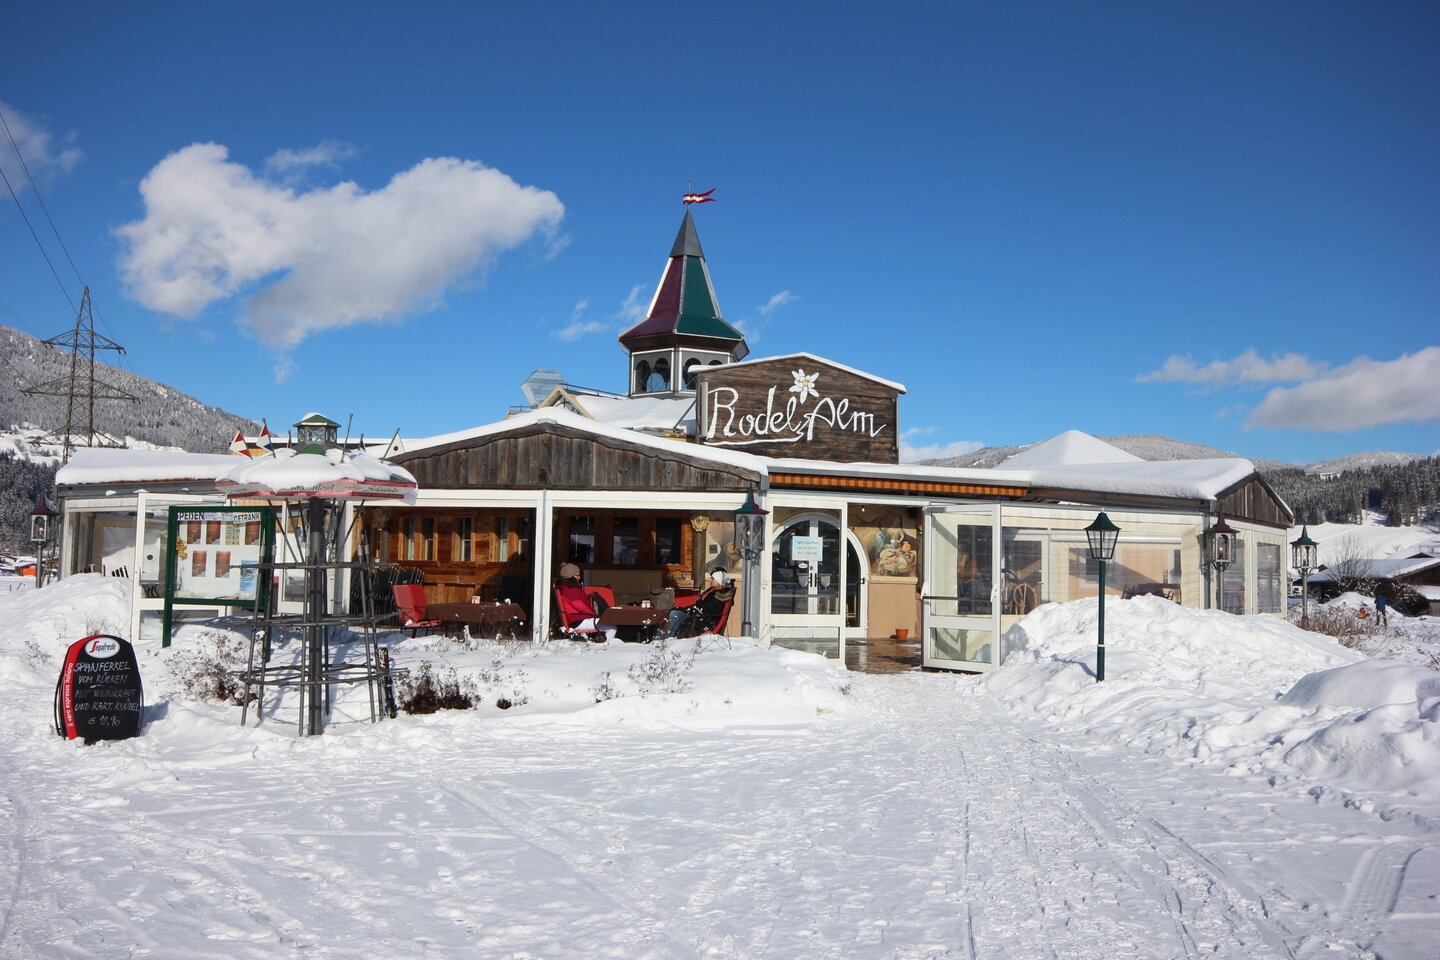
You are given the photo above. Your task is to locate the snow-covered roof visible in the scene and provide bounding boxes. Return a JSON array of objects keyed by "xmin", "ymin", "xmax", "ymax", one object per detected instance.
[
  {"xmin": 401, "ymin": 408, "xmax": 769, "ymax": 476},
  {"xmin": 710, "ymin": 352, "xmax": 907, "ymax": 394},
  {"xmin": 764, "ymin": 453, "xmax": 1255, "ymax": 502},
  {"xmin": 1000, "ymin": 430, "xmax": 1143, "ymax": 469},
  {"xmin": 556, "ymin": 393, "xmax": 697, "ymax": 433},
  {"xmin": 56, "ymin": 448, "xmax": 241, "ymax": 486},
  {"xmin": 1310, "ymin": 557, "xmax": 1440, "ymax": 583},
  {"xmin": 217, "ymin": 448, "xmax": 417, "ymax": 503},
  {"xmin": 1413, "ymin": 585, "xmax": 1440, "ymax": 600}
]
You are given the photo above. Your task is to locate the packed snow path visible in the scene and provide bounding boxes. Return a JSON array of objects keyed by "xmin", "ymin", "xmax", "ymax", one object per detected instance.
[{"xmin": 2, "ymin": 673, "xmax": 1436, "ymax": 959}]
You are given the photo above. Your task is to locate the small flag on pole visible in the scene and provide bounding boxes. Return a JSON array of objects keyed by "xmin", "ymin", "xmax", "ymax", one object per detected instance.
[
  {"xmin": 257, "ymin": 424, "xmax": 274, "ymax": 455},
  {"xmin": 682, "ymin": 188, "xmax": 716, "ymax": 205},
  {"xmin": 229, "ymin": 431, "xmax": 247, "ymax": 456}
]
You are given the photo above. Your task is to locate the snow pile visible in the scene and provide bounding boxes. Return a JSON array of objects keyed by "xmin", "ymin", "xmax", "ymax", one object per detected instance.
[
  {"xmin": 0, "ymin": 573, "xmax": 132, "ymax": 689},
  {"xmin": 981, "ymin": 596, "xmax": 1440, "ymax": 809},
  {"xmin": 0, "ymin": 576, "xmax": 851, "ymax": 748},
  {"xmin": 381, "ymin": 634, "xmax": 853, "ymax": 732}
]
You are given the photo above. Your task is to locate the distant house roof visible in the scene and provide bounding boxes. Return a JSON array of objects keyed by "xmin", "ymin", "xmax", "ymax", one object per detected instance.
[
  {"xmin": 1000, "ymin": 430, "xmax": 1143, "ymax": 469},
  {"xmin": 57, "ymin": 448, "xmax": 239, "ymax": 486},
  {"xmin": 1310, "ymin": 557, "xmax": 1440, "ymax": 583}
]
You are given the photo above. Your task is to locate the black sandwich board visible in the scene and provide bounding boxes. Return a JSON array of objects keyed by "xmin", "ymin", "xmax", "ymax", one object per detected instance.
[{"xmin": 54, "ymin": 634, "xmax": 144, "ymax": 743}]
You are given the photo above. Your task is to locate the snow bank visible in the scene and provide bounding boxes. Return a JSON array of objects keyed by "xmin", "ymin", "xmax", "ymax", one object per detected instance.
[
  {"xmin": 0, "ymin": 576, "xmax": 852, "ymax": 754},
  {"xmin": 981, "ymin": 596, "xmax": 1440, "ymax": 810}
]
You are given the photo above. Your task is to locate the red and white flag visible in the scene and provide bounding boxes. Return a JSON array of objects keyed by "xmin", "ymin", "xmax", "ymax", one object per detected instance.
[{"xmin": 682, "ymin": 188, "xmax": 716, "ymax": 204}]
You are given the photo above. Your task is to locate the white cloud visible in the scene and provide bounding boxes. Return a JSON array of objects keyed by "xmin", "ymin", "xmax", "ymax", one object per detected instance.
[
  {"xmin": 734, "ymin": 289, "xmax": 798, "ymax": 343},
  {"xmin": 899, "ymin": 427, "xmax": 983, "ymax": 463},
  {"xmin": 264, "ymin": 140, "xmax": 358, "ymax": 178},
  {"xmin": 1136, "ymin": 348, "xmax": 1325, "ymax": 387},
  {"xmin": 0, "ymin": 101, "xmax": 82, "ymax": 190},
  {"xmin": 553, "ymin": 299, "xmax": 608, "ymax": 342},
  {"xmin": 758, "ymin": 290, "xmax": 797, "ymax": 316},
  {"xmin": 1246, "ymin": 347, "xmax": 1440, "ymax": 432},
  {"xmin": 117, "ymin": 142, "xmax": 564, "ymax": 349},
  {"xmin": 616, "ymin": 283, "xmax": 647, "ymax": 325}
]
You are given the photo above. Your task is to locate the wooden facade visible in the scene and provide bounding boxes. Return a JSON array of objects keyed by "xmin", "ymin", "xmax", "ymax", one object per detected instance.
[
  {"xmin": 393, "ymin": 421, "xmax": 760, "ymax": 492},
  {"xmin": 696, "ymin": 357, "xmax": 902, "ymax": 463},
  {"xmin": 1217, "ymin": 476, "xmax": 1293, "ymax": 528}
]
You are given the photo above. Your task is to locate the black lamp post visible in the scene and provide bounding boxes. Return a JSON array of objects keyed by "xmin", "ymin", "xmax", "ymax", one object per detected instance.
[
  {"xmin": 1290, "ymin": 525, "xmax": 1318, "ymax": 629},
  {"xmin": 1205, "ymin": 513, "xmax": 1236, "ymax": 612},
  {"xmin": 733, "ymin": 489, "xmax": 769, "ymax": 637},
  {"xmin": 1084, "ymin": 512, "xmax": 1120, "ymax": 682}
]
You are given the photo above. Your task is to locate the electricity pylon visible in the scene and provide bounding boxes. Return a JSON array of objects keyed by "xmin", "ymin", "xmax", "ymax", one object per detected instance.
[{"xmin": 21, "ymin": 287, "xmax": 137, "ymax": 462}]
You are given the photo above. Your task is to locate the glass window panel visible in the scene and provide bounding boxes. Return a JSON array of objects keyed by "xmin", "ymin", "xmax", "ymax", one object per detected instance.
[
  {"xmin": 403, "ymin": 517, "xmax": 416, "ymax": 561},
  {"xmin": 422, "ymin": 518, "xmax": 436, "ymax": 560},
  {"xmin": 1222, "ymin": 537, "xmax": 1246, "ymax": 614},
  {"xmin": 568, "ymin": 516, "xmax": 596, "ymax": 564},
  {"xmin": 457, "ymin": 517, "xmax": 472, "ymax": 562},
  {"xmin": 655, "ymin": 517, "xmax": 681, "ymax": 565},
  {"xmin": 1258, "ymin": 542, "xmax": 1282, "ymax": 615},
  {"xmin": 612, "ymin": 516, "xmax": 639, "ymax": 565},
  {"xmin": 497, "ymin": 516, "xmax": 509, "ymax": 562},
  {"xmin": 931, "ymin": 627, "xmax": 995, "ymax": 664},
  {"xmin": 1001, "ymin": 527, "xmax": 1046, "ymax": 615}
]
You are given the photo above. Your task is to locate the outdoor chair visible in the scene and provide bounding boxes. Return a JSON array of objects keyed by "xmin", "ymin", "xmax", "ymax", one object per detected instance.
[
  {"xmin": 675, "ymin": 595, "xmax": 733, "ymax": 639},
  {"xmin": 554, "ymin": 585, "xmax": 608, "ymax": 641},
  {"xmin": 392, "ymin": 584, "xmax": 443, "ymax": 636}
]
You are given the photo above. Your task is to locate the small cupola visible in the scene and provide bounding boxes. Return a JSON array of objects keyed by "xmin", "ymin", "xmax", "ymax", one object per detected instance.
[
  {"xmin": 619, "ymin": 210, "xmax": 748, "ymax": 397},
  {"xmin": 294, "ymin": 412, "xmax": 340, "ymax": 453}
]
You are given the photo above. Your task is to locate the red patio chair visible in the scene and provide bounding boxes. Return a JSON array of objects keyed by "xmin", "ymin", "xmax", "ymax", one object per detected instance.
[
  {"xmin": 393, "ymin": 584, "xmax": 443, "ymax": 636},
  {"xmin": 554, "ymin": 585, "xmax": 607, "ymax": 641}
]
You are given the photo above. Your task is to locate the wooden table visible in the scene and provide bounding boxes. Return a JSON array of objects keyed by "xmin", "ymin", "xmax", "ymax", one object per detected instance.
[
  {"xmin": 426, "ymin": 602, "xmax": 528, "ymax": 639},
  {"xmin": 599, "ymin": 605, "xmax": 669, "ymax": 642}
]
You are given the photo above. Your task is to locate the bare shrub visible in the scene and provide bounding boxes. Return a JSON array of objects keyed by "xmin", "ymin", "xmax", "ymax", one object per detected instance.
[
  {"xmin": 396, "ymin": 661, "xmax": 478, "ymax": 714},
  {"xmin": 1295, "ymin": 604, "xmax": 1381, "ymax": 649},
  {"xmin": 167, "ymin": 629, "xmax": 249, "ymax": 704},
  {"xmin": 627, "ymin": 638, "xmax": 696, "ymax": 695}
]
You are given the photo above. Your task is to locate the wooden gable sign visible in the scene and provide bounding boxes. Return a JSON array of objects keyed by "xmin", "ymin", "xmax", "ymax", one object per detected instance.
[{"xmin": 695, "ymin": 356, "xmax": 902, "ymax": 463}]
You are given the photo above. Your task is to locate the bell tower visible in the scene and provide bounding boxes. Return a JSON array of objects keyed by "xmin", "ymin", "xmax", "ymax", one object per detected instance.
[{"xmin": 618, "ymin": 210, "xmax": 748, "ymax": 397}]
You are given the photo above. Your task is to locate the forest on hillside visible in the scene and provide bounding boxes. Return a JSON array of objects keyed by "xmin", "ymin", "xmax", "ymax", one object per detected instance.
[{"xmin": 1263, "ymin": 457, "xmax": 1440, "ymax": 527}]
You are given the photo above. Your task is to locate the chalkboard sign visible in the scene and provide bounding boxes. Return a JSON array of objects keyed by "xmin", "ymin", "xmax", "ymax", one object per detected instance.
[{"xmin": 54, "ymin": 634, "xmax": 144, "ymax": 743}]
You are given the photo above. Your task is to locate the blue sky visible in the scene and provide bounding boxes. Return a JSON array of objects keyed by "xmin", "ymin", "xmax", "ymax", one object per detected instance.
[{"xmin": 1, "ymin": 1, "xmax": 1436, "ymax": 465}]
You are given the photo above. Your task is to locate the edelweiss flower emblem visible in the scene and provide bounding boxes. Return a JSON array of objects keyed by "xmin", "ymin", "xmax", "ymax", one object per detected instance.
[{"xmin": 789, "ymin": 369, "xmax": 821, "ymax": 404}]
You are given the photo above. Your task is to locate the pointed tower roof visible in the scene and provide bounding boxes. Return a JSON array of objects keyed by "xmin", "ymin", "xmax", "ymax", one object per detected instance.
[{"xmin": 619, "ymin": 211, "xmax": 748, "ymax": 358}]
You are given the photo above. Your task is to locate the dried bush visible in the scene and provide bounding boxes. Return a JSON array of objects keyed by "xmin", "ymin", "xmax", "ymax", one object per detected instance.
[
  {"xmin": 396, "ymin": 661, "xmax": 478, "ymax": 714},
  {"xmin": 167, "ymin": 629, "xmax": 249, "ymax": 704}
]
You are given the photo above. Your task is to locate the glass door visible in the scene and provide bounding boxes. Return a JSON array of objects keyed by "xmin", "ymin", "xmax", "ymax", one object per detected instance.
[
  {"xmin": 770, "ymin": 513, "xmax": 845, "ymax": 658},
  {"xmin": 923, "ymin": 504, "xmax": 1001, "ymax": 671}
]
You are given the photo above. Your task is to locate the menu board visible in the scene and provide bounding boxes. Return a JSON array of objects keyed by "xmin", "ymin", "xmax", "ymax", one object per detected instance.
[
  {"xmin": 55, "ymin": 634, "xmax": 144, "ymax": 743},
  {"xmin": 172, "ymin": 509, "xmax": 267, "ymax": 600}
]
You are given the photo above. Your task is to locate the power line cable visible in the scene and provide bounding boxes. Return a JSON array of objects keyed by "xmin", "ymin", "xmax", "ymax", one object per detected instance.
[
  {"xmin": 0, "ymin": 162, "xmax": 77, "ymax": 314},
  {"xmin": 0, "ymin": 107, "xmax": 87, "ymax": 294}
]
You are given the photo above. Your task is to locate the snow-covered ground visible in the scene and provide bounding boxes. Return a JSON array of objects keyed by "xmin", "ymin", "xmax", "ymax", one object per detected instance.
[
  {"xmin": 1292, "ymin": 513, "xmax": 1440, "ymax": 567},
  {"xmin": 2, "ymin": 577, "xmax": 1438, "ymax": 958}
]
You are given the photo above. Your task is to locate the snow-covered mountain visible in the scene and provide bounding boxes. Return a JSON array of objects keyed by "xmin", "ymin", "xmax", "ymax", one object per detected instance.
[
  {"xmin": 1306, "ymin": 451, "xmax": 1427, "ymax": 476},
  {"xmin": 0, "ymin": 324, "xmax": 259, "ymax": 454}
]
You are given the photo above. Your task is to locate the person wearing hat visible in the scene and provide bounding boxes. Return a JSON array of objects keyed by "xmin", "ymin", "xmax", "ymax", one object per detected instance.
[
  {"xmin": 665, "ymin": 567, "xmax": 736, "ymax": 638},
  {"xmin": 555, "ymin": 563, "xmax": 616, "ymax": 641}
]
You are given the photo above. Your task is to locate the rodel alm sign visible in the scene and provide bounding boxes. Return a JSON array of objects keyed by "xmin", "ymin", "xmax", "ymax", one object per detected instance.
[{"xmin": 696, "ymin": 355, "xmax": 902, "ymax": 463}]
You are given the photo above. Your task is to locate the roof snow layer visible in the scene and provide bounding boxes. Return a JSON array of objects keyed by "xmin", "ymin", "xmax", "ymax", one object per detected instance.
[{"xmin": 1001, "ymin": 430, "xmax": 1143, "ymax": 468}]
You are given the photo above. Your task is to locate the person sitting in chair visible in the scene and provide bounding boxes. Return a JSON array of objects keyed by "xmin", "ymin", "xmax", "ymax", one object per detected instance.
[
  {"xmin": 666, "ymin": 568, "xmax": 736, "ymax": 639},
  {"xmin": 556, "ymin": 562, "xmax": 616, "ymax": 642}
]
